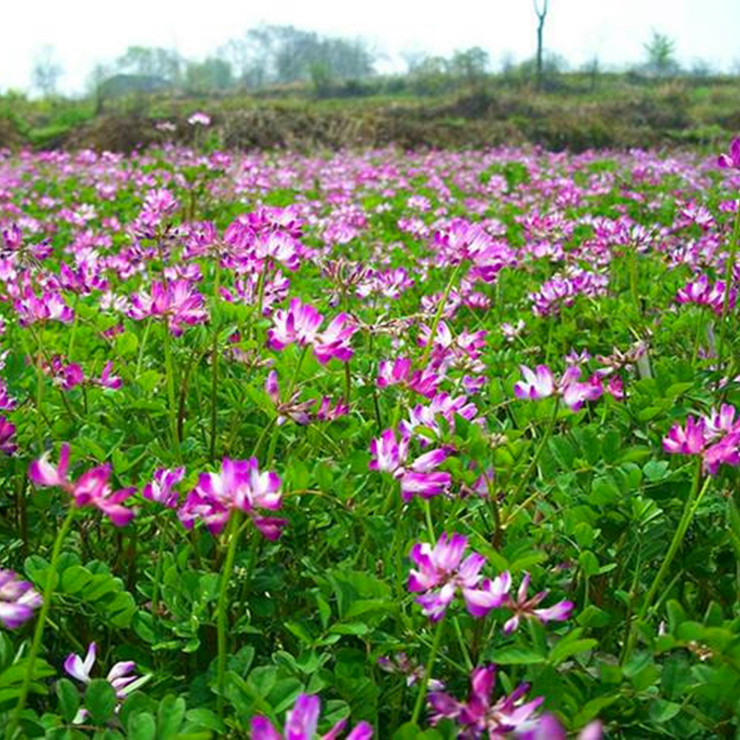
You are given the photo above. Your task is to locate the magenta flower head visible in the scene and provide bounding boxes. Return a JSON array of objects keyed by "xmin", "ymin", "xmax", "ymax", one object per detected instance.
[
  {"xmin": 250, "ymin": 692, "xmax": 373, "ymax": 739},
  {"xmin": 428, "ymin": 664, "xmax": 547, "ymax": 736},
  {"xmin": 0, "ymin": 570, "xmax": 42, "ymax": 629},
  {"xmin": 501, "ymin": 573, "xmax": 573, "ymax": 635},
  {"xmin": 179, "ymin": 457, "xmax": 286, "ymax": 540},
  {"xmin": 718, "ymin": 138, "xmax": 740, "ymax": 169},
  {"xmin": 408, "ymin": 533, "xmax": 491, "ymax": 621},
  {"xmin": 0, "ymin": 416, "xmax": 17, "ymax": 455},
  {"xmin": 29, "ymin": 443, "xmax": 135, "ymax": 527},
  {"xmin": 514, "ymin": 365, "xmax": 554, "ymax": 401},
  {"xmin": 64, "ymin": 642, "xmax": 149, "ymax": 724},
  {"xmin": 142, "ymin": 467, "xmax": 185, "ymax": 508}
]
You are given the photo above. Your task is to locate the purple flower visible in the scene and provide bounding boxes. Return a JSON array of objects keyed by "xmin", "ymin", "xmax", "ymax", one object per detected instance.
[
  {"xmin": 369, "ymin": 428, "xmax": 451, "ymax": 501},
  {"xmin": 501, "ymin": 573, "xmax": 573, "ymax": 635},
  {"xmin": 250, "ymin": 693, "xmax": 373, "ymax": 739},
  {"xmin": 514, "ymin": 365, "xmax": 555, "ymax": 401},
  {"xmin": 408, "ymin": 533, "xmax": 488, "ymax": 621},
  {"xmin": 179, "ymin": 457, "xmax": 286, "ymax": 539},
  {"xmin": 142, "ymin": 467, "xmax": 185, "ymax": 508},
  {"xmin": 268, "ymin": 298, "xmax": 324, "ymax": 351},
  {"xmin": 0, "ymin": 416, "xmax": 17, "ymax": 455},
  {"xmin": 129, "ymin": 280, "xmax": 208, "ymax": 336},
  {"xmin": 718, "ymin": 137, "xmax": 740, "ymax": 169},
  {"xmin": 0, "ymin": 570, "xmax": 42, "ymax": 629},
  {"xmin": 29, "ymin": 444, "xmax": 135, "ymax": 526},
  {"xmin": 64, "ymin": 643, "xmax": 148, "ymax": 724},
  {"xmin": 428, "ymin": 665, "xmax": 547, "ymax": 736}
]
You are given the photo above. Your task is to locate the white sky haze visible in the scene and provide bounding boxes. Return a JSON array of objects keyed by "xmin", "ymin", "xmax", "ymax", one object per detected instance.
[{"xmin": 1, "ymin": 0, "xmax": 738, "ymax": 94}]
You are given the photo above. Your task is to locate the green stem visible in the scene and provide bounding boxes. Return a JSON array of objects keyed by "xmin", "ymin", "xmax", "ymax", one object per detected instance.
[
  {"xmin": 623, "ymin": 460, "xmax": 710, "ymax": 661},
  {"xmin": 420, "ymin": 262, "xmax": 463, "ymax": 368},
  {"xmin": 422, "ymin": 499, "xmax": 435, "ymax": 542},
  {"xmin": 411, "ymin": 618, "xmax": 445, "ymax": 726},
  {"xmin": 716, "ymin": 203, "xmax": 740, "ymax": 382},
  {"xmin": 9, "ymin": 507, "xmax": 76, "ymax": 736},
  {"xmin": 506, "ymin": 397, "xmax": 559, "ymax": 516},
  {"xmin": 135, "ymin": 318, "xmax": 153, "ymax": 378},
  {"xmin": 162, "ymin": 323, "xmax": 182, "ymax": 462},
  {"xmin": 150, "ymin": 517, "xmax": 168, "ymax": 619},
  {"xmin": 210, "ymin": 261, "xmax": 222, "ymax": 462},
  {"xmin": 216, "ymin": 512, "xmax": 242, "ymax": 719}
]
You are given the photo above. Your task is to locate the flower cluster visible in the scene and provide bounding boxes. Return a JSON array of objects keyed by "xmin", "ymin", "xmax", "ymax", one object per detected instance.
[
  {"xmin": 251, "ymin": 693, "xmax": 372, "ymax": 739},
  {"xmin": 369, "ymin": 428, "xmax": 451, "ymax": 501},
  {"xmin": 268, "ymin": 298, "xmax": 357, "ymax": 364},
  {"xmin": 514, "ymin": 364, "xmax": 603, "ymax": 412},
  {"xmin": 675, "ymin": 274, "xmax": 735, "ymax": 315},
  {"xmin": 179, "ymin": 457, "xmax": 286, "ymax": 539},
  {"xmin": 29, "ymin": 444, "xmax": 136, "ymax": 526},
  {"xmin": 128, "ymin": 279, "xmax": 209, "ymax": 335},
  {"xmin": 428, "ymin": 665, "xmax": 602, "ymax": 739},
  {"xmin": 0, "ymin": 570, "xmax": 41, "ymax": 629},
  {"xmin": 663, "ymin": 404, "xmax": 740, "ymax": 474},
  {"xmin": 408, "ymin": 533, "xmax": 573, "ymax": 627},
  {"xmin": 64, "ymin": 642, "xmax": 148, "ymax": 723}
]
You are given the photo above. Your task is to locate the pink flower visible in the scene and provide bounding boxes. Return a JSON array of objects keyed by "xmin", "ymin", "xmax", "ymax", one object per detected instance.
[
  {"xmin": 268, "ymin": 298, "xmax": 324, "ymax": 351},
  {"xmin": 408, "ymin": 533, "xmax": 487, "ymax": 621},
  {"xmin": 268, "ymin": 299, "xmax": 356, "ymax": 364},
  {"xmin": 142, "ymin": 467, "xmax": 185, "ymax": 508},
  {"xmin": 369, "ymin": 428, "xmax": 451, "ymax": 500},
  {"xmin": 188, "ymin": 112, "xmax": 211, "ymax": 127},
  {"xmin": 179, "ymin": 458, "xmax": 285, "ymax": 539},
  {"xmin": 428, "ymin": 665, "xmax": 548, "ymax": 736},
  {"xmin": 500, "ymin": 573, "xmax": 573, "ymax": 634},
  {"xmin": 313, "ymin": 313, "xmax": 357, "ymax": 364},
  {"xmin": 0, "ymin": 570, "xmax": 41, "ymax": 629},
  {"xmin": 514, "ymin": 365, "xmax": 554, "ymax": 400},
  {"xmin": 663, "ymin": 416, "xmax": 706, "ymax": 455},
  {"xmin": 250, "ymin": 693, "xmax": 373, "ymax": 740},
  {"xmin": 29, "ymin": 444, "xmax": 135, "ymax": 526},
  {"xmin": 129, "ymin": 280, "xmax": 208, "ymax": 336},
  {"xmin": 0, "ymin": 416, "xmax": 17, "ymax": 455},
  {"xmin": 718, "ymin": 137, "xmax": 740, "ymax": 169}
]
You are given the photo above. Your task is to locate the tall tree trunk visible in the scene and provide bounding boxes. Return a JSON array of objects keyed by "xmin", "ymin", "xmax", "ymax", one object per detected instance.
[{"xmin": 534, "ymin": 0, "xmax": 548, "ymax": 92}]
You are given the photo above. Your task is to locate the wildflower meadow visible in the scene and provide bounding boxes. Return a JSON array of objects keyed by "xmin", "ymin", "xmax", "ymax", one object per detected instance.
[{"xmin": 0, "ymin": 133, "xmax": 740, "ymax": 738}]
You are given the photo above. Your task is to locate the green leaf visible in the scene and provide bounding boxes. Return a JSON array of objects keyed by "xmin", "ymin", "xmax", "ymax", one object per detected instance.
[
  {"xmin": 185, "ymin": 708, "xmax": 225, "ymax": 732},
  {"xmin": 649, "ymin": 699, "xmax": 681, "ymax": 723},
  {"xmin": 157, "ymin": 695, "xmax": 186, "ymax": 738},
  {"xmin": 56, "ymin": 678, "xmax": 81, "ymax": 723},
  {"xmin": 85, "ymin": 679, "xmax": 118, "ymax": 725},
  {"xmin": 488, "ymin": 647, "xmax": 545, "ymax": 665},
  {"xmin": 127, "ymin": 712, "xmax": 156, "ymax": 740},
  {"xmin": 549, "ymin": 637, "xmax": 598, "ymax": 666}
]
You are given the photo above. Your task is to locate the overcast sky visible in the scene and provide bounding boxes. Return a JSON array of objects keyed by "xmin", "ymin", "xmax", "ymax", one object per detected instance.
[{"xmin": 2, "ymin": 0, "xmax": 738, "ymax": 94}]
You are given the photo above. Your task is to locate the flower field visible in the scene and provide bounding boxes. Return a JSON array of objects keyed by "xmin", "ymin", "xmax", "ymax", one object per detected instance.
[{"xmin": 1, "ymin": 136, "xmax": 740, "ymax": 738}]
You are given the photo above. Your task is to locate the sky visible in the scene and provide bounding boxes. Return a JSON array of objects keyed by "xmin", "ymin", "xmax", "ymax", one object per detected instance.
[{"xmin": 2, "ymin": 0, "xmax": 738, "ymax": 94}]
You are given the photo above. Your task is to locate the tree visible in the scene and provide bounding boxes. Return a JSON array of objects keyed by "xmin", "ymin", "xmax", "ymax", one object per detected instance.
[
  {"xmin": 643, "ymin": 30, "xmax": 678, "ymax": 77},
  {"xmin": 451, "ymin": 47, "xmax": 489, "ymax": 90},
  {"xmin": 185, "ymin": 58, "xmax": 233, "ymax": 94},
  {"xmin": 32, "ymin": 46, "xmax": 63, "ymax": 98},
  {"xmin": 534, "ymin": 0, "xmax": 548, "ymax": 91},
  {"xmin": 116, "ymin": 46, "xmax": 183, "ymax": 84}
]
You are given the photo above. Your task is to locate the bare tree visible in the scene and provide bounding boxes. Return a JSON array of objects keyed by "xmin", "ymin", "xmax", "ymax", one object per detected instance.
[
  {"xmin": 534, "ymin": 0, "xmax": 548, "ymax": 91},
  {"xmin": 32, "ymin": 45, "xmax": 64, "ymax": 98}
]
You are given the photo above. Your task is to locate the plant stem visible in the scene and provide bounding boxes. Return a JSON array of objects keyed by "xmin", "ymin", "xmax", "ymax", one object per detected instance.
[
  {"xmin": 716, "ymin": 203, "xmax": 740, "ymax": 382},
  {"xmin": 420, "ymin": 262, "xmax": 462, "ymax": 368},
  {"xmin": 216, "ymin": 512, "xmax": 241, "ymax": 719},
  {"xmin": 506, "ymin": 397, "xmax": 559, "ymax": 516},
  {"xmin": 411, "ymin": 618, "xmax": 445, "ymax": 726},
  {"xmin": 623, "ymin": 459, "xmax": 710, "ymax": 662},
  {"xmin": 9, "ymin": 507, "xmax": 76, "ymax": 736},
  {"xmin": 162, "ymin": 322, "xmax": 182, "ymax": 462}
]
